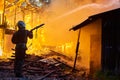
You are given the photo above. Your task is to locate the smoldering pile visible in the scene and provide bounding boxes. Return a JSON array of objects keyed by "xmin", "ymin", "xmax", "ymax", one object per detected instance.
[{"xmin": 0, "ymin": 51, "xmax": 87, "ymax": 80}]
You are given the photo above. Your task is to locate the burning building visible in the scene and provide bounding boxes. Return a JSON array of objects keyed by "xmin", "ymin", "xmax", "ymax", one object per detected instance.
[{"xmin": 0, "ymin": 0, "xmax": 120, "ymax": 77}]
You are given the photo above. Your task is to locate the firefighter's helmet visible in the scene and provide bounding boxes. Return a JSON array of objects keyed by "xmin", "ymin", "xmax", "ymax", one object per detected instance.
[{"xmin": 17, "ymin": 21, "xmax": 26, "ymax": 29}]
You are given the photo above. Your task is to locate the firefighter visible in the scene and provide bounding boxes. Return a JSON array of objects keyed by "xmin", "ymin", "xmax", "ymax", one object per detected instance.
[{"xmin": 11, "ymin": 21, "xmax": 33, "ymax": 77}]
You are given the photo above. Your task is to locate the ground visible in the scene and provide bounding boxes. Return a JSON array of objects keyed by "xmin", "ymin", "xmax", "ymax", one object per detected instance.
[{"xmin": 0, "ymin": 51, "xmax": 92, "ymax": 80}]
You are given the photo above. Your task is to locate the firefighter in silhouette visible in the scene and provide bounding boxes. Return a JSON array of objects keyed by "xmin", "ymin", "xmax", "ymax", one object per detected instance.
[{"xmin": 11, "ymin": 21, "xmax": 33, "ymax": 77}]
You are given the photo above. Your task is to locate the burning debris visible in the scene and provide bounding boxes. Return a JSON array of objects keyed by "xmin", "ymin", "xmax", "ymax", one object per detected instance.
[{"xmin": 0, "ymin": 51, "xmax": 89, "ymax": 80}]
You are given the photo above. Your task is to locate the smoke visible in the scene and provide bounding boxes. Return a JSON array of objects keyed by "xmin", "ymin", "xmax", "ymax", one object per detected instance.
[
  {"xmin": 50, "ymin": 0, "xmax": 120, "ymax": 22},
  {"xmin": 41, "ymin": 0, "xmax": 120, "ymax": 46}
]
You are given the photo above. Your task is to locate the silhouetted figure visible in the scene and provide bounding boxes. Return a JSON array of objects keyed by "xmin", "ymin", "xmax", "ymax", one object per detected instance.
[{"xmin": 11, "ymin": 21, "xmax": 33, "ymax": 77}]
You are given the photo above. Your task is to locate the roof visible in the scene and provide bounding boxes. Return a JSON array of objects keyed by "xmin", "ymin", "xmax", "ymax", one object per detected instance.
[{"xmin": 70, "ymin": 8, "xmax": 120, "ymax": 31}]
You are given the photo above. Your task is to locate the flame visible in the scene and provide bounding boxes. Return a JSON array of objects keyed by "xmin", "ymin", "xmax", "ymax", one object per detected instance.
[
  {"xmin": 0, "ymin": 0, "xmax": 117, "ymax": 70},
  {"xmin": 0, "ymin": 46, "xmax": 2, "ymax": 56},
  {"xmin": 23, "ymin": 13, "xmax": 46, "ymax": 55}
]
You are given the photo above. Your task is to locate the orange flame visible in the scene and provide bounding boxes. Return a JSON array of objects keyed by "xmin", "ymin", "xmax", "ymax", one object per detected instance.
[{"xmin": 0, "ymin": 46, "xmax": 2, "ymax": 56}]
